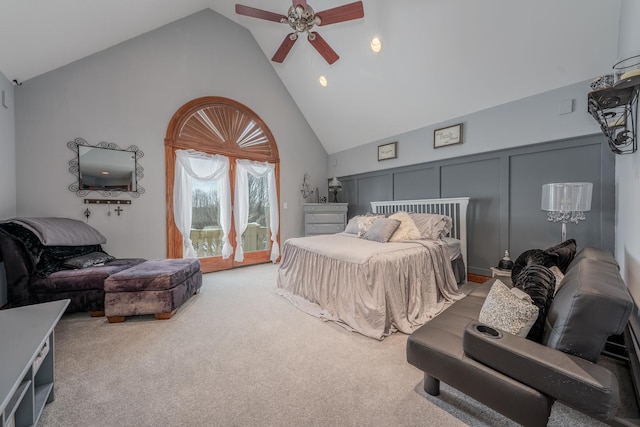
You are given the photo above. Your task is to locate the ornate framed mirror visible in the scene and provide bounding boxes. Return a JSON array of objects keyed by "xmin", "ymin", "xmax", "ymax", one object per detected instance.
[{"xmin": 68, "ymin": 137, "xmax": 145, "ymax": 198}]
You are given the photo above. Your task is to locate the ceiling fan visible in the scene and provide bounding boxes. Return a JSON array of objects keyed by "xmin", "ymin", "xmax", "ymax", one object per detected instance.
[{"xmin": 235, "ymin": 1, "xmax": 364, "ymax": 65}]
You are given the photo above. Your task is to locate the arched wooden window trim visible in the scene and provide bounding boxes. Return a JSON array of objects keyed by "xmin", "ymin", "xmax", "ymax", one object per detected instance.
[{"xmin": 165, "ymin": 96, "xmax": 280, "ymax": 270}]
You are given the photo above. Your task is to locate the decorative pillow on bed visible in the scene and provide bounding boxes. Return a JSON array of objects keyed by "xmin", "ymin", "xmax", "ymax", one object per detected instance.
[
  {"xmin": 409, "ymin": 213, "xmax": 452, "ymax": 240},
  {"xmin": 363, "ymin": 218, "xmax": 401, "ymax": 243},
  {"xmin": 479, "ymin": 279, "xmax": 539, "ymax": 337},
  {"xmin": 388, "ymin": 212, "xmax": 421, "ymax": 241},
  {"xmin": 344, "ymin": 216, "xmax": 361, "ymax": 234},
  {"xmin": 63, "ymin": 251, "xmax": 115, "ymax": 269},
  {"xmin": 356, "ymin": 215, "xmax": 384, "ymax": 238}
]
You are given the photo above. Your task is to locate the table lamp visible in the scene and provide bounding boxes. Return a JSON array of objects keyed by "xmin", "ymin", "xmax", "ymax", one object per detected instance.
[
  {"xmin": 541, "ymin": 182, "xmax": 592, "ymax": 241},
  {"xmin": 328, "ymin": 177, "xmax": 342, "ymax": 203}
]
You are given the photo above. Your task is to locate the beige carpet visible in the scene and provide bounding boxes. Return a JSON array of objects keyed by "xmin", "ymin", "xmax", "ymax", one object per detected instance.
[{"xmin": 39, "ymin": 263, "xmax": 634, "ymax": 426}]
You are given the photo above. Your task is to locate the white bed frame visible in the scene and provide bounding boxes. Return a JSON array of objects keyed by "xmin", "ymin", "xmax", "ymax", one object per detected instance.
[{"xmin": 370, "ymin": 197, "xmax": 470, "ymax": 274}]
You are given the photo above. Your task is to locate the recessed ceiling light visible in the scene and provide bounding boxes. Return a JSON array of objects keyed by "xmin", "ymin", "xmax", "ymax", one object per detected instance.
[
  {"xmin": 319, "ymin": 75, "xmax": 328, "ymax": 87},
  {"xmin": 370, "ymin": 37, "xmax": 381, "ymax": 53},
  {"xmin": 101, "ymin": 171, "xmax": 110, "ymax": 175}
]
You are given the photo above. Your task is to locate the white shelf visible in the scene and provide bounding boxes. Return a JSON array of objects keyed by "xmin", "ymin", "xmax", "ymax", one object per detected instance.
[
  {"xmin": 2, "ymin": 380, "xmax": 30, "ymax": 427},
  {"xmin": 33, "ymin": 337, "xmax": 50, "ymax": 374},
  {"xmin": 0, "ymin": 300, "xmax": 68, "ymax": 427},
  {"xmin": 33, "ymin": 383, "xmax": 54, "ymax": 425}
]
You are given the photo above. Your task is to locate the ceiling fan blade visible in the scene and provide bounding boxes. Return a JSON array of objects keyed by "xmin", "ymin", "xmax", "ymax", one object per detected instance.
[
  {"xmin": 292, "ymin": 0, "xmax": 307, "ymax": 9},
  {"xmin": 308, "ymin": 32, "xmax": 339, "ymax": 65},
  {"xmin": 235, "ymin": 4, "xmax": 285, "ymax": 23},
  {"xmin": 272, "ymin": 34, "xmax": 297, "ymax": 63},
  {"xmin": 316, "ymin": 1, "xmax": 364, "ymax": 26}
]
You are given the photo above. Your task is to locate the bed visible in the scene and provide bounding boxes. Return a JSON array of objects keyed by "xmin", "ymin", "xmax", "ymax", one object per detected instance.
[{"xmin": 277, "ymin": 197, "xmax": 470, "ymax": 340}]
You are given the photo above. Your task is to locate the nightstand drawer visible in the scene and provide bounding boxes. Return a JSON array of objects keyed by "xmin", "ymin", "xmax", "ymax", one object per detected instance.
[
  {"xmin": 303, "ymin": 204, "xmax": 347, "ymax": 213},
  {"xmin": 305, "ymin": 213, "xmax": 345, "ymax": 224},
  {"xmin": 305, "ymin": 224, "xmax": 345, "ymax": 235}
]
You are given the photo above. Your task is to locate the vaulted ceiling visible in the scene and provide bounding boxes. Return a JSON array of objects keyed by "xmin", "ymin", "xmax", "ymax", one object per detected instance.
[{"xmin": 0, "ymin": 0, "xmax": 621, "ymax": 154}]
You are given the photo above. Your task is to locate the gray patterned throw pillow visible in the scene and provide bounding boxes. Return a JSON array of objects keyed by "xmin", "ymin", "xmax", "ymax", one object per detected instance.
[{"xmin": 363, "ymin": 218, "xmax": 401, "ymax": 243}]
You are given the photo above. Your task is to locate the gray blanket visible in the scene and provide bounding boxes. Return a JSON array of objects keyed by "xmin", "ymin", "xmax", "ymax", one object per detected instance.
[
  {"xmin": 277, "ymin": 233, "xmax": 464, "ymax": 340},
  {"xmin": 7, "ymin": 217, "xmax": 107, "ymax": 246}
]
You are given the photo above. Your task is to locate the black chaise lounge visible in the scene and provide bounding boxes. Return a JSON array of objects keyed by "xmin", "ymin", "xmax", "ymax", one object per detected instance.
[
  {"xmin": 0, "ymin": 218, "xmax": 202, "ymax": 321},
  {"xmin": 406, "ymin": 247, "xmax": 634, "ymax": 426}
]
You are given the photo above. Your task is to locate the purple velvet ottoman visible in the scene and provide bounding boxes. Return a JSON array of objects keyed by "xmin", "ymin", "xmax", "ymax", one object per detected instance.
[{"xmin": 104, "ymin": 258, "xmax": 202, "ymax": 323}]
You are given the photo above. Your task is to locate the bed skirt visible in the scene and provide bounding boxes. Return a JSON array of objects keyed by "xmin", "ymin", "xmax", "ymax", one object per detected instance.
[
  {"xmin": 276, "ymin": 235, "xmax": 464, "ymax": 340},
  {"xmin": 452, "ymin": 256, "xmax": 466, "ymax": 284}
]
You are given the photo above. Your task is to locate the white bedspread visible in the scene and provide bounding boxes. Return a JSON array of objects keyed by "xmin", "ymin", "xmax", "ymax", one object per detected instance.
[{"xmin": 276, "ymin": 233, "xmax": 464, "ymax": 340}]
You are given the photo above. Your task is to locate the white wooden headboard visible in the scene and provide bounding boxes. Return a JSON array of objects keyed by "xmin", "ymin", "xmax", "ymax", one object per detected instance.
[{"xmin": 370, "ymin": 197, "xmax": 470, "ymax": 271}]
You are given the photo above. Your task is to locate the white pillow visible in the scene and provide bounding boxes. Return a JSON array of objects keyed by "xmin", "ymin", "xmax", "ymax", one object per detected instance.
[
  {"xmin": 388, "ymin": 211, "xmax": 421, "ymax": 241},
  {"xmin": 550, "ymin": 266, "xmax": 565, "ymax": 295},
  {"xmin": 479, "ymin": 280, "xmax": 539, "ymax": 337}
]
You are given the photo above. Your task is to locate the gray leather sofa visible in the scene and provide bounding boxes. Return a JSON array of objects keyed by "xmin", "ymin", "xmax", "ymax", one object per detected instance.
[{"xmin": 406, "ymin": 247, "xmax": 634, "ymax": 426}]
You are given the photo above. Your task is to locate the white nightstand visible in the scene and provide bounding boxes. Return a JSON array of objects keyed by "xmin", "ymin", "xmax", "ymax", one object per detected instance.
[
  {"xmin": 303, "ymin": 203, "xmax": 348, "ymax": 236},
  {"xmin": 490, "ymin": 267, "xmax": 512, "ymax": 278}
]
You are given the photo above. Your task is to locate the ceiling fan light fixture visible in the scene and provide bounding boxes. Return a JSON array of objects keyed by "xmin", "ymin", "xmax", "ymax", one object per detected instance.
[
  {"xmin": 235, "ymin": 1, "xmax": 364, "ymax": 64},
  {"xmin": 286, "ymin": 4, "xmax": 317, "ymax": 35},
  {"xmin": 319, "ymin": 76, "xmax": 328, "ymax": 87},
  {"xmin": 370, "ymin": 37, "xmax": 382, "ymax": 53}
]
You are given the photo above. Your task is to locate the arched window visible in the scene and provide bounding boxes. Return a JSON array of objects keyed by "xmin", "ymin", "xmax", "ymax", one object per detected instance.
[{"xmin": 165, "ymin": 97, "xmax": 280, "ymax": 273}]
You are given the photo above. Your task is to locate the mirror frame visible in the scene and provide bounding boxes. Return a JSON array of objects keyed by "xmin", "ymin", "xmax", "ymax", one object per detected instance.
[{"xmin": 68, "ymin": 137, "xmax": 145, "ymax": 198}]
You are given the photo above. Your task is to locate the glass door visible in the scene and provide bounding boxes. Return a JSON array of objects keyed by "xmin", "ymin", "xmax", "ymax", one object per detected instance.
[
  {"xmin": 236, "ymin": 174, "xmax": 271, "ymax": 265},
  {"xmin": 185, "ymin": 168, "xmax": 274, "ymax": 272},
  {"xmin": 188, "ymin": 178, "xmax": 231, "ymax": 270}
]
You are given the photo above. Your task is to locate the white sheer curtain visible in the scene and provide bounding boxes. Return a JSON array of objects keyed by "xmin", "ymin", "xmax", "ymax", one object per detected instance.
[
  {"xmin": 174, "ymin": 149, "xmax": 232, "ymax": 259},
  {"xmin": 234, "ymin": 159, "xmax": 279, "ymax": 263}
]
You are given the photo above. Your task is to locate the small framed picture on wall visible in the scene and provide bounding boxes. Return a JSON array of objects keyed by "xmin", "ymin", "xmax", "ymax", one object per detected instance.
[
  {"xmin": 378, "ymin": 141, "xmax": 397, "ymax": 161},
  {"xmin": 434, "ymin": 123, "xmax": 463, "ymax": 148}
]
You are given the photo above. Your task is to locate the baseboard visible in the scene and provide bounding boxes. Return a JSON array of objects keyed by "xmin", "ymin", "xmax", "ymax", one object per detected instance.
[{"xmin": 468, "ymin": 273, "xmax": 490, "ymax": 284}]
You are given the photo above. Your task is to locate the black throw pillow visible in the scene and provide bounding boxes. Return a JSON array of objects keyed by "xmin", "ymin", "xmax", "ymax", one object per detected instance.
[
  {"xmin": 513, "ymin": 264, "xmax": 556, "ymax": 343},
  {"xmin": 510, "ymin": 249, "xmax": 558, "ymax": 282},
  {"xmin": 545, "ymin": 239, "xmax": 577, "ymax": 274}
]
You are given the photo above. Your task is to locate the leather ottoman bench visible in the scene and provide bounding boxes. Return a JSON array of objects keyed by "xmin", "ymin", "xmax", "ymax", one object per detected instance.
[{"xmin": 104, "ymin": 258, "xmax": 202, "ymax": 323}]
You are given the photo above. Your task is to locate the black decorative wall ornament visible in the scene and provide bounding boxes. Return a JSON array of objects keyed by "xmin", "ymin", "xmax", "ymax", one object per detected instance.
[
  {"xmin": 68, "ymin": 137, "xmax": 145, "ymax": 198},
  {"xmin": 588, "ymin": 86, "xmax": 638, "ymax": 155}
]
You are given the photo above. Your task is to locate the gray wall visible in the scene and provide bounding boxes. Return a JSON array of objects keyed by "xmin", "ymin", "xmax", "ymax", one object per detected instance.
[
  {"xmin": 615, "ymin": 0, "xmax": 640, "ymax": 314},
  {"xmin": 339, "ymin": 135, "xmax": 614, "ymax": 277},
  {"xmin": 0, "ymin": 72, "xmax": 16, "ymax": 219},
  {"xmin": 613, "ymin": 1, "xmax": 640, "ymax": 388},
  {"xmin": 0, "ymin": 71, "xmax": 16, "ymax": 306},
  {"xmin": 329, "ymin": 80, "xmax": 601, "ymax": 179},
  {"xmin": 13, "ymin": 9, "xmax": 328, "ymax": 259}
]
